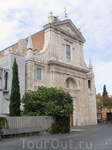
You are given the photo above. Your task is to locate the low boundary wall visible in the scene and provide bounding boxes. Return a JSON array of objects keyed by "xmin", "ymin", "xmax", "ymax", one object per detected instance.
[{"xmin": 5, "ymin": 116, "xmax": 53, "ymax": 130}]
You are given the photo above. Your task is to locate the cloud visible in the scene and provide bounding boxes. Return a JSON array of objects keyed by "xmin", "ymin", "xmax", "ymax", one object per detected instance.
[{"xmin": 93, "ymin": 61, "xmax": 112, "ymax": 95}]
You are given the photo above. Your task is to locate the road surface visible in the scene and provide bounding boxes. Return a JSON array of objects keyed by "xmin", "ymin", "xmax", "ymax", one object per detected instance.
[{"xmin": 0, "ymin": 122, "xmax": 112, "ymax": 150}]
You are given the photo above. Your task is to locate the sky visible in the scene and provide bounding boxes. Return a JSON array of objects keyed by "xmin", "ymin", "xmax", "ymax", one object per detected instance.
[{"xmin": 0, "ymin": 0, "xmax": 112, "ymax": 95}]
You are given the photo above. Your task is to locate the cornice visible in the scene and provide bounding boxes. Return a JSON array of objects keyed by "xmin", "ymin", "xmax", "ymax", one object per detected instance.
[
  {"xmin": 47, "ymin": 60, "xmax": 89, "ymax": 73},
  {"xmin": 53, "ymin": 66, "xmax": 88, "ymax": 79}
]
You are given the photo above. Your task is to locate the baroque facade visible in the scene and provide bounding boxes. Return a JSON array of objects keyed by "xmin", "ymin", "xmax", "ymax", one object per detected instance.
[{"xmin": 0, "ymin": 13, "xmax": 97, "ymax": 126}]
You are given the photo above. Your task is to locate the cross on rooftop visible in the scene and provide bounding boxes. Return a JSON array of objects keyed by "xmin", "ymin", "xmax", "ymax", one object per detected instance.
[{"xmin": 64, "ymin": 7, "xmax": 67, "ymax": 16}]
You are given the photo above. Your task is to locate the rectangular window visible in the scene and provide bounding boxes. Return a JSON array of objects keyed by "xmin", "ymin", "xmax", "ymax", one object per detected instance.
[
  {"xmin": 66, "ymin": 45, "xmax": 71, "ymax": 60},
  {"xmin": 97, "ymin": 113, "xmax": 101, "ymax": 119},
  {"xmin": 37, "ymin": 68, "xmax": 41, "ymax": 80},
  {"xmin": 5, "ymin": 72, "xmax": 8, "ymax": 90},
  {"xmin": 97, "ymin": 108, "xmax": 100, "ymax": 112},
  {"xmin": 33, "ymin": 50, "xmax": 37, "ymax": 54}
]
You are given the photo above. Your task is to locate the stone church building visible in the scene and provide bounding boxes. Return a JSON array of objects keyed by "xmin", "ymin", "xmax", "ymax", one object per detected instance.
[{"xmin": 0, "ymin": 13, "xmax": 97, "ymax": 126}]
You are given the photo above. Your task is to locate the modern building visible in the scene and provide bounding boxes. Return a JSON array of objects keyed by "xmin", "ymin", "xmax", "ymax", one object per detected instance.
[
  {"xmin": 0, "ymin": 53, "xmax": 25, "ymax": 115},
  {"xmin": 0, "ymin": 13, "xmax": 97, "ymax": 126}
]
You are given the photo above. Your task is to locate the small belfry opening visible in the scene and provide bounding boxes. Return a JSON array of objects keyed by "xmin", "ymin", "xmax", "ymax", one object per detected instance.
[{"xmin": 88, "ymin": 80, "xmax": 91, "ymax": 89}]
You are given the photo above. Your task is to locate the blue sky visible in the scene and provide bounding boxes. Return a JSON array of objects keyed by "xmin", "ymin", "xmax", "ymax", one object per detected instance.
[{"xmin": 0, "ymin": 0, "xmax": 112, "ymax": 95}]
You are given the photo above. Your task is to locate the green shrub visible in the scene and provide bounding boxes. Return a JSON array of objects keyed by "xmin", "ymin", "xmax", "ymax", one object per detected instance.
[
  {"xmin": 22, "ymin": 86, "xmax": 73, "ymax": 134},
  {"xmin": 50, "ymin": 116, "xmax": 70, "ymax": 134},
  {"xmin": 0, "ymin": 117, "xmax": 9, "ymax": 135}
]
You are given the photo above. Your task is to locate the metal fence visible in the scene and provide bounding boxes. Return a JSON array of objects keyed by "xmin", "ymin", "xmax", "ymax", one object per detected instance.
[{"xmin": 3, "ymin": 116, "xmax": 53, "ymax": 130}]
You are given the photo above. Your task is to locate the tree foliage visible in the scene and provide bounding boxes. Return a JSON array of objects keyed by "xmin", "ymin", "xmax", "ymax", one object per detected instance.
[
  {"xmin": 97, "ymin": 95, "xmax": 112, "ymax": 121},
  {"xmin": 22, "ymin": 86, "xmax": 74, "ymax": 133},
  {"xmin": 9, "ymin": 58, "xmax": 21, "ymax": 116},
  {"xmin": 22, "ymin": 86, "xmax": 73, "ymax": 117},
  {"xmin": 97, "ymin": 95, "xmax": 112, "ymax": 110},
  {"xmin": 102, "ymin": 84, "xmax": 108, "ymax": 97}
]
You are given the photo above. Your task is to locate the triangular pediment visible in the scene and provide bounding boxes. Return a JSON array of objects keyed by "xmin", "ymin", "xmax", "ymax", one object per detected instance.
[{"xmin": 53, "ymin": 20, "xmax": 85, "ymax": 43}]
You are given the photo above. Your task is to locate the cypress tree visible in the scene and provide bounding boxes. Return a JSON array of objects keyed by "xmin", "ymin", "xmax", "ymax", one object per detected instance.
[
  {"xmin": 9, "ymin": 58, "xmax": 21, "ymax": 116},
  {"xmin": 102, "ymin": 84, "xmax": 108, "ymax": 97}
]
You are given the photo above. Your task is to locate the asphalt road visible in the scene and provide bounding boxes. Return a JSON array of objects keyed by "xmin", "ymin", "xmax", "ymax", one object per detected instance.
[{"xmin": 0, "ymin": 122, "xmax": 112, "ymax": 150}]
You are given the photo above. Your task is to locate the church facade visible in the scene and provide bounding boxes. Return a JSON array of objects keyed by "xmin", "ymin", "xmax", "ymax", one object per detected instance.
[{"xmin": 0, "ymin": 13, "xmax": 97, "ymax": 126}]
